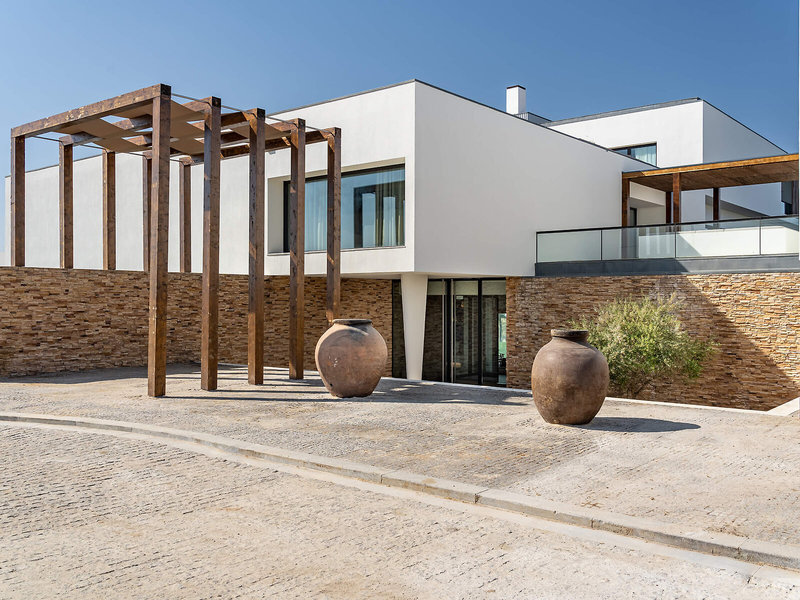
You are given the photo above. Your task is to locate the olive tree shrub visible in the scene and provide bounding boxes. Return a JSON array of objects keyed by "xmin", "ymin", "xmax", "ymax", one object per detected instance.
[{"xmin": 574, "ymin": 295, "xmax": 716, "ymax": 399}]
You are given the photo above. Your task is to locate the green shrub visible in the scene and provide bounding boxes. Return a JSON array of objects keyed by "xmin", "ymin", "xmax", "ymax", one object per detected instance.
[{"xmin": 573, "ymin": 295, "xmax": 716, "ymax": 399}]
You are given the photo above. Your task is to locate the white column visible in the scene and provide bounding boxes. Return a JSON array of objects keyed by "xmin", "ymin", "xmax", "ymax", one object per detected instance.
[{"xmin": 401, "ymin": 273, "xmax": 428, "ymax": 380}]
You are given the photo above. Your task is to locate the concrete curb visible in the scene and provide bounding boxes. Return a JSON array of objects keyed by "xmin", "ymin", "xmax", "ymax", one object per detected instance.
[{"xmin": 2, "ymin": 411, "xmax": 799, "ymax": 571}]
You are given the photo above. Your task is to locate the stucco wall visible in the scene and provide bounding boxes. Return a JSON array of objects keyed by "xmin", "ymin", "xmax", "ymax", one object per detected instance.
[
  {"xmin": 0, "ymin": 268, "xmax": 392, "ymax": 379},
  {"xmin": 413, "ymin": 83, "xmax": 644, "ymax": 277},
  {"xmin": 506, "ymin": 273, "xmax": 800, "ymax": 410}
]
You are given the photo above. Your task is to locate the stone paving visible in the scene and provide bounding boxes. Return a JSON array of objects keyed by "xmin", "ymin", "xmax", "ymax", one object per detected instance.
[
  {"xmin": 1, "ymin": 365, "xmax": 799, "ymax": 550},
  {"xmin": 2, "ymin": 425, "xmax": 798, "ymax": 599}
]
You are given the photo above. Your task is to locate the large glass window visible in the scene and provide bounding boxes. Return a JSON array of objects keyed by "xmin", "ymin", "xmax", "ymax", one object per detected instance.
[
  {"xmin": 613, "ymin": 143, "xmax": 657, "ymax": 166},
  {"xmin": 284, "ymin": 165, "xmax": 405, "ymax": 252}
]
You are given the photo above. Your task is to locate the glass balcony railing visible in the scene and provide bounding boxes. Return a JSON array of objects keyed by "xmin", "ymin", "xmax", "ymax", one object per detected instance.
[{"xmin": 536, "ymin": 215, "xmax": 799, "ymax": 263}]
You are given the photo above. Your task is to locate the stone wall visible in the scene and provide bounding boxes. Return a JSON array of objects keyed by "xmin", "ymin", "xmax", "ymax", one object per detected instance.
[
  {"xmin": 0, "ymin": 267, "xmax": 392, "ymax": 378},
  {"xmin": 507, "ymin": 273, "xmax": 800, "ymax": 410}
]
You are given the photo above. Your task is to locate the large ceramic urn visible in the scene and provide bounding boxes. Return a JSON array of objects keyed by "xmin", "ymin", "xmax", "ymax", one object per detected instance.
[
  {"xmin": 315, "ymin": 319, "xmax": 388, "ymax": 398},
  {"xmin": 531, "ymin": 329, "xmax": 609, "ymax": 425}
]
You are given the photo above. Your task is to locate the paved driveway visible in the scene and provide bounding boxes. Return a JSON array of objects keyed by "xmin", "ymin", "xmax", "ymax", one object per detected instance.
[
  {"xmin": 2, "ymin": 365, "xmax": 798, "ymax": 548},
  {"xmin": 1, "ymin": 424, "xmax": 797, "ymax": 599}
]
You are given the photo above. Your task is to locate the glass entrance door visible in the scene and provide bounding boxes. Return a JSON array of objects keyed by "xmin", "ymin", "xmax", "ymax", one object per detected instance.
[{"xmin": 452, "ymin": 280, "xmax": 481, "ymax": 385}]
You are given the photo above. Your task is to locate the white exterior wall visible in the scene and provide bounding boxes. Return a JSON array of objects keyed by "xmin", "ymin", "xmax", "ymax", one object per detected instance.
[
  {"xmin": 4, "ymin": 154, "xmax": 199, "ymax": 272},
  {"xmin": 264, "ymin": 83, "xmax": 416, "ymax": 277},
  {"xmin": 412, "ymin": 83, "xmax": 643, "ymax": 277},
  {"xmin": 548, "ymin": 100, "xmax": 787, "ymax": 223},
  {"xmin": 701, "ymin": 102, "xmax": 785, "ymax": 217}
]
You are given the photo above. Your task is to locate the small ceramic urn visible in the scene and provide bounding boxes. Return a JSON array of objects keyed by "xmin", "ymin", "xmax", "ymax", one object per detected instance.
[
  {"xmin": 315, "ymin": 319, "xmax": 388, "ymax": 398},
  {"xmin": 531, "ymin": 329, "xmax": 609, "ymax": 425}
]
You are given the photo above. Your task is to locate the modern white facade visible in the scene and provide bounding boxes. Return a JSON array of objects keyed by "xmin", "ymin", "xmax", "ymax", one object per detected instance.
[
  {"xmin": 545, "ymin": 98, "xmax": 787, "ymax": 223},
  {"xmin": 4, "ymin": 79, "xmax": 793, "ymax": 383}
]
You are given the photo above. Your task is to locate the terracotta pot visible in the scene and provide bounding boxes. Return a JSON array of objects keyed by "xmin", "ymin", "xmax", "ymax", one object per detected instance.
[
  {"xmin": 531, "ymin": 329, "xmax": 609, "ymax": 425},
  {"xmin": 315, "ymin": 319, "xmax": 388, "ymax": 398}
]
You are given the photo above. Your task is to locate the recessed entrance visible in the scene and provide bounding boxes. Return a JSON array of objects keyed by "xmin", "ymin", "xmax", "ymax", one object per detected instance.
[{"xmin": 420, "ymin": 279, "xmax": 506, "ymax": 387}]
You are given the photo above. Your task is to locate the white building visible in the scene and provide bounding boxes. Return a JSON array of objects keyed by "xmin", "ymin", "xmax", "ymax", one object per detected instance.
[{"xmin": 4, "ymin": 80, "xmax": 796, "ymax": 385}]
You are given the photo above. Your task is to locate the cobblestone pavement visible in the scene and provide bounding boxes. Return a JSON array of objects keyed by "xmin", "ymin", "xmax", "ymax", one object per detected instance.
[
  {"xmin": 2, "ymin": 425, "xmax": 798, "ymax": 599},
  {"xmin": 1, "ymin": 365, "xmax": 799, "ymax": 549}
]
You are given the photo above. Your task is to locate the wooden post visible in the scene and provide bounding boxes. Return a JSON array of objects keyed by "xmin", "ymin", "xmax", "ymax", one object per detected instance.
[
  {"xmin": 288, "ymin": 119, "xmax": 306, "ymax": 380},
  {"xmin": 621, "ymin": 177, "xmax": 630, "ymax": 228},
  {"xmin": 665, "ymin": 192, "xmax": 673, "ymax": 224},
  {"xmin": 326, "ymin": 128, "xmax": 341, "ymax": 325},
  {"xmin": 672, "ymin": 173, "xmax": 681, "ymax": 224},
  {"xmin": 59, "ymin": 142, "xmax": 73, "ymax": 269},
  {"xmin": 201, "ymin": 98, "xmax": 222, "ymax": 391},
  {"xmin": 10, "ymin": 136, "xmax": 25, "ymax": 266},
  {"xmin": 147, "ymin": 91, "xmax": 172, "ymax": 397},
  {"xmin": 102, "ymin": 150, "xmax": 116, "ymax": 270},
  {"xmin": 247, "ymin": 109, "xmax": 266, "ymax": 385},
  {"xmin": 712, "ymin": 187, "xmax": 720, "ymax": 221},
  {"xmin": 179, "ymin": 161, "xmax": 192, "ymax": 273},
  {"xmin": 142, "ymin": 156, "xmax": 152, "ymax": 271}
]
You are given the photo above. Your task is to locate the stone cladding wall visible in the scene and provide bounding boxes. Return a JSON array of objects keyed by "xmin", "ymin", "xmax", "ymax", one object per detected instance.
[
  {"xmin": 0, "ymin": 268, "xmax": 392, "ymax": 378},
  {"xmin": 506, "ymin": 273, "xmax": 800, "ymax": 410}
]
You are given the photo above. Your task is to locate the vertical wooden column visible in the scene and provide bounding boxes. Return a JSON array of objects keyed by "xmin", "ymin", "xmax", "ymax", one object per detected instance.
[
  {"xmin": 247, "ymin": 109, "xmax": 266, "ymax": 385},
  {"xmin": 102, "ymin": 150, "xmax": 116, "ymax": 270},
  {"xmin": 665, "ymin": 192, "xmax": 673, "ymax": 223},
  {"xmin": 59, "ymin": 142, "xmax": 73, "ymax": 269},
  {"xmin": 10, "ymin": 136, "xmax": 25, "ymax": 266},
  {"xmin": 712, "ymin": 187, "xmax": 720, "ymax": 221},
  {"xmin": 288, "ymin": 119, "xmax": 306, "ymax": 380},
  {"xmin": 621, "ymin": 177, "xmax": 630, "ymax": 228},
  {"xmin": 326, "ymin": 128, "xmax": 342, "ymax": 325},
  {"xmin": 201, "ymin": 98, "xmax": 222, "ymax": 391},
  {"xmin": 142, "ymin": 156, "xmax": 152, "ymax": 271},
  {"xmin": 147, "ymin": 91, "xmax": 172, "ymax": 398},
  {"xmin": 179, "ymin": 160, "xmax": 192, "ymax": 272},
  {"xmin": 672, "ymin": 173, "xmax": 681, "ymax": 224}
]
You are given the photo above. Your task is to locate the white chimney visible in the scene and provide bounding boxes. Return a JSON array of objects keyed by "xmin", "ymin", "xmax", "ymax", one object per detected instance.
[{"xmin": 506, "ymin": 85, "xmax": 526, "ymax": 115}]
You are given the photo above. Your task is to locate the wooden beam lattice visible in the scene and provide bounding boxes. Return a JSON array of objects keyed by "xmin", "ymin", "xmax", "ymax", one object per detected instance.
[{"xmin": 10, "ymin": 84, "xmax": 344, "ymax": 397}]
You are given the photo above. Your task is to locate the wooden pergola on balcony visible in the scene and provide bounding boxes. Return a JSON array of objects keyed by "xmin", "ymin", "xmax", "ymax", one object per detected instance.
[
  {"xmin": 9, "ymin": 84, "xmax": 343, "ymax": 397},
  {"xmin": 621, "ymin": 153, "xmax": 799, "ymax": 226}
]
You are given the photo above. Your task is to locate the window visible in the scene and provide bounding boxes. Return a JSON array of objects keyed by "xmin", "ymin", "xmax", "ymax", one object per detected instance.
[
  {"xmin": 613, "ymin": 143, "xmax": 657, "ymax": 166},
  {"xmin": 283, "ymin": 165, "xmax": 405, "ymax": 252}
]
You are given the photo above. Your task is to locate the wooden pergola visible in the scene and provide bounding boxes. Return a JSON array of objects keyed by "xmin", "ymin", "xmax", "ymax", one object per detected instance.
[
  {"xmin": 621, "ymin": 153, "xmax": 799, "ymax": 226},
  {"xmin": 10, "ymin": 84, "xmax": 342, "ymax": 396}
]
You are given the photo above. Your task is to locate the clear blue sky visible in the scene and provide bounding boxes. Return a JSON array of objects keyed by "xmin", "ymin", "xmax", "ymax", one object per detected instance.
[{"xmin": 1, "ymin": 0, "xmax": 797, "ymax": 229}]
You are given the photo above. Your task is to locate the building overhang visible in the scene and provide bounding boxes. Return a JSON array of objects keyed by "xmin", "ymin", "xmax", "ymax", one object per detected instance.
[{"xmin": 622, "ymin": 154, "xmax": 799, "ymax": 192}]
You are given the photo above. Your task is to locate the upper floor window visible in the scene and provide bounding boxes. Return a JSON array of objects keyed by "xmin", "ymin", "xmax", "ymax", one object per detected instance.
[
  {"xmin": 613, "ymin": 143, "xmax": 657, "ymax": 166},
  {"xmin": 284, "ymin": 165, "xmax": 405, "ymax": 252}
]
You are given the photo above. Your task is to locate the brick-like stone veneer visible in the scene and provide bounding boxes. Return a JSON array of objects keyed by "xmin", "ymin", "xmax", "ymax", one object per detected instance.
[
  {"xmin": 0, "ymin": 268, "xmax": 392, "ymax": 379},
  {"xmin": 507, "ymin": 273, "xmax": 800, "ymax": 410}
]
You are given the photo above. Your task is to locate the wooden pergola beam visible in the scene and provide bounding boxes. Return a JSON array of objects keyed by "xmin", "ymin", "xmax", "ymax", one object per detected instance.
[
  {"xmin": 58, "ymin": 116, "xmax": 153, "ymax": 147},
  {"xmin": 59, "ymin": 142, "xmax": 73, "ymax": 269},
  {"xmin": 623, "ymin": 153, "xmax": 799, "ymax": 192},
  {"xmin": 102, "ymin": 150, "xmax": 116, "ymax": 270},
  {"xmin": 247, "ymin": 109, "xmax": 266, "ymax": 385},
  {"xmin": 147, "ymin": 91, "xmax": 172, "ymax": 398},
  {"xmin": 11, "ymin": 84, "xmax": 168, "ymax": 138},
  {"xmin": 288, "ymin": 119, "xmax": 306, "ymax": 380},
  {"xmin": 201, "ymin": 98, "xmax": 222, "ymax": 391},
  {"xmin": 325, "ymin": 128, "xmax": 341, "ymax": 324},
  {"xmin": 179, "ymin": 161, "xmax": 192, "ymax": 273},
  {"xmin": 142, "ymin": 157, "xmax": 152, "ymax": 271},
  {"xmin": 10, "ymin": 136, "xmax": 24, "ymax": 266}
]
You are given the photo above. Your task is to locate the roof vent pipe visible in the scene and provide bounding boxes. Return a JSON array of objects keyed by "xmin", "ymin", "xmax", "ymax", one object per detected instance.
[{"xmin": 506, "ymin": 85, "xmax": 526, "ymax": 115}]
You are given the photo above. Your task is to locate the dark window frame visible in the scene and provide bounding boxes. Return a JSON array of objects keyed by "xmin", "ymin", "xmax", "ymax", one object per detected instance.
[{"xmin": 282, "ymin": 164, "xmax": 405, "ymax": 252}]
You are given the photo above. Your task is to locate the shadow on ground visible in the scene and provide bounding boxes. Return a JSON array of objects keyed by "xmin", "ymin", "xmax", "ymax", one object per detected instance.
[{"xmin": 577, "ymin": 417, "xmax": 700, "ymax": 433}]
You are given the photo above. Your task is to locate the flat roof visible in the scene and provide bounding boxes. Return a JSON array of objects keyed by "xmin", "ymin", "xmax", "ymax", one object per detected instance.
[{"xmin": 544, "ymin": 98, "xmax": 702, "ymax": 127}]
